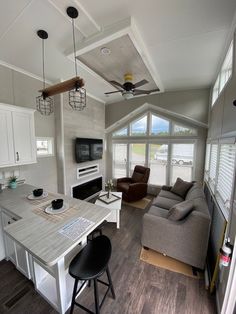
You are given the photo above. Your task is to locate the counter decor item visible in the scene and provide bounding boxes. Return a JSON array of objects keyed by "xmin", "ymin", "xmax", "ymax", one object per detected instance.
[
  {"xmin": 51, "ymin": 199, "xmax": 64, "ymax": 210},
  {"xmin": 105, "ymin": 179, "xmax": 114, "ymax": 199},
  {"xmin": 9, "ymin": 176, "xmax": 17, "ymax": 189}
]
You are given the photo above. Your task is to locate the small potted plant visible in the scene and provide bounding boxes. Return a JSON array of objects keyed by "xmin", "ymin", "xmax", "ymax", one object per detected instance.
[
  {"xmin": 105, "ymin": 179, "xmax": 114, "ymax": 199},
  {"xmin": 9, "ymin": 176, "xmax": 18, "ymax": 189}
]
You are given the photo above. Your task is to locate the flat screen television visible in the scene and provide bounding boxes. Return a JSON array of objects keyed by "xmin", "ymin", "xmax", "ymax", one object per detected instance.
[{"xmin": 75, "ymin": 138, "xmax": 103, "ymax": 163}]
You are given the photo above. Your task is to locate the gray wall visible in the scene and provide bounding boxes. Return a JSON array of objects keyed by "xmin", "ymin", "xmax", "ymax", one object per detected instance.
[
  {"xmin": 0, "ymin": 65, "xmax": 58, "ymax": 193},
  {"xmin": 105, "ymin": 88, "xmax": 210, "ymax": 128},
  {"xmin": 208, "ymin": 33, "xmax": 236, "ymax": 310},
  {"xmin": 62, "ymin": 93, "xmax": 105, "ymax": 196}
]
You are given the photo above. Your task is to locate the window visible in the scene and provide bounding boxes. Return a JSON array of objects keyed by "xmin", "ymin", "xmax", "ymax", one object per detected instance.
[
  {"xmin": 219, "ymin": 41, "xmax": 233, "ymax": 93},
  {"xmin": 171, "ymin": 144, "xmax": 194, "ymax": 184},
  {"xmin": 130, "ymin": 116, "xmax": 147, "ymax": 136},
  {"xmin": 149, "ymin": 144, "xmax": 168, "ymax": 185},
  {"xmin": 113, "ymin": 144, "xmax": 127, "ymax": 178},
  {"xmin": 204, "ymin": 143, "xmax": 210, "ymax": 180},
  {"xmin": 113, "ymin": 127, "xmax": 128, "ymax": 137},
  {"xmin": 173, "ymin": 124, "xmax": 197, "ymax": 136},
  {"xmin": 112, "ymin": 111, "xmax": 197, "ymax": 185},
  {"xmin": 150, "ymin": 114, "xmax": 169, "ymax": 135},
  {"xmin": 130, "ymin": 143, "xmax": 146, "ymax": 175},
  {"xmin": 216, "ymin": 144, "xmax": 236, "ymax": 213},
  {"xmin": 212, "ymin": 40, "xmax": 233, "ymax": 106},
  {"xmin": 36, "ymin": 137, "xmax": 54, "ymax": 157},
  {"xmin": 209, "ymin": 144, "xmax": 218, "ymax": 192}
]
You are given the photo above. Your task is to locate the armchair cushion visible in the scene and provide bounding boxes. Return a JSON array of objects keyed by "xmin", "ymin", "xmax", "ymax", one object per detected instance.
[
  {"xmin": 171, "ymin": 177, "xmax": 193, "ymax": 198},
  {"xmin": 168, "ymin": 200, "xmax": 194, "ymax": 221}
]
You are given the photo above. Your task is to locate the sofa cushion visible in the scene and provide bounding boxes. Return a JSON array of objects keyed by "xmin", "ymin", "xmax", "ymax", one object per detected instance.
[
  {"xmin": 168, "ymin": 200, "xmax": 194, "ymax": 221},
  {"xmin": 152, "ymin": 196, "xmax": 181, "ymax": 210},
  {"xmin": 192, "ymin": 197, "xmax": 210, "ymax": 216},
  {"xmin": 159, "ymin": 190, "xmax": 184, "ymax": 202},
  {"xmin": 185, "ymin": 183, "xmax": 205, "ymax": 200},
  {"xmin": 171, "ymin": 178, "xmax": 193, "ymax": 198},
  {"xmin": 148, "ymin": 206, "xmax": 169, "ymax": 218}
]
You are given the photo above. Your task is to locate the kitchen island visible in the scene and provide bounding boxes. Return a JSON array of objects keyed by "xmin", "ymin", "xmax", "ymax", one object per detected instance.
[{"xmin": 0, "ymin": 184, "xmax": 110, "ymax": 314}]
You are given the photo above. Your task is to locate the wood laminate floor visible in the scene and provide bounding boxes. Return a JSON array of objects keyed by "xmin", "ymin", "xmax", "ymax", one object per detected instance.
[{"xmin": 0, "ymin": 203, "xmax": 216, "ymax": 314}]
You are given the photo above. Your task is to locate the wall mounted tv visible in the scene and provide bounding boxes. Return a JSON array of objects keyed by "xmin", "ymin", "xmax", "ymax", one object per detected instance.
[{"xmin": 75, "ymin": 138, "xmax": 103, "ymax": 163}]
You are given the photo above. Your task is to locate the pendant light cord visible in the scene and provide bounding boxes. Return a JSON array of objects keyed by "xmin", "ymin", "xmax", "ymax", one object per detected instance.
[
  {"xmin": 72, "ymin": 18, "xmax": 78, "ymax": 78},
  {"xmin": 42, "ymin": 38, "xmax": 46, "ymax": 90}
]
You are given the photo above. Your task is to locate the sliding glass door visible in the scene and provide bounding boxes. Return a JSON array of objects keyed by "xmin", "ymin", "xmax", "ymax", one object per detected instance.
[
  {"xmin": 129, "ymin": 143, "xmax": 146, "ymax": 175},
  {"xmin": 113, "ymin": 143, "xmax": 128, "ymax": 178},
  {"xmin": 149, "ymin": 144, "xmax": 168, "ymax": 186}
]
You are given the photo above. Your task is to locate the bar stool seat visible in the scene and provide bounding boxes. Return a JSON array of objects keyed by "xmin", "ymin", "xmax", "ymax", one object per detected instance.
[{"xmin": 69, "ymin": 235, "xmax": 115, "ymax": 314}]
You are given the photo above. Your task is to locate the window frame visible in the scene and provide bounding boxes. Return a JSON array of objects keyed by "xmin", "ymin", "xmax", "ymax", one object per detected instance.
[
  {"xmin": 211, "ymin": 40, "xmax": 234, "ymax": 108},
  {"xmin": 130, "ymin": 114, "xmax": 148, "ymax": 137},
  {"xmin": 149, "ymin": 112, "xmax": 170, "ymax": 137},
  {"xmin": 36, "ymin": 137, "xmax": 54, "ymax": 158}
]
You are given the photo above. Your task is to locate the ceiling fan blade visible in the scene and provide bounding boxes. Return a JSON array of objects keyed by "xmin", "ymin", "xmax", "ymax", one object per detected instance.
[
  {"xmin": 109, "ymin": 80, "xmax": 124, "ymax": 89},
  {"xmin": 134, "ymin": 79, "xmax": 148, "ymax": 88},
  {"xmin": 104, "ymin": 90, "xmax": 122, "ymax": 95},
  {"xmin": 134, "ymin": 88, "xmax": 160, "ymax": 95}
]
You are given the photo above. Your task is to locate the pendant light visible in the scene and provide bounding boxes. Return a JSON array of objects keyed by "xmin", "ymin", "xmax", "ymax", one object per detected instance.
[
  {"xmin": 36, "ymin": 30, "xmax": 53, "ymax": 115},
  {"xmin": 67, "ymin": 6, "xmax": 86, "ymax": 111}
]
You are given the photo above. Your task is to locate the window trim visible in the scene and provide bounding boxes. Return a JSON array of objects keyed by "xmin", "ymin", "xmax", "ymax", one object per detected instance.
[
  {"xmin": 211, "ymin": 39, "xmax": 234, "ymax": 108},
  {"xmin": 36, "ymin": 137, "xmax": 54, "ymax": 158}
]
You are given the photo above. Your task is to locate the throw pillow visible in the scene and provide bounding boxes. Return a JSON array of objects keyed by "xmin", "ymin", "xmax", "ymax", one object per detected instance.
[
  {"xmin": 170, "ymin": 177, "xmax": 193, "ymax": 198},
  {"xmin": 168, "ymin": 200, "xmax": 194, "ymax": 221}
]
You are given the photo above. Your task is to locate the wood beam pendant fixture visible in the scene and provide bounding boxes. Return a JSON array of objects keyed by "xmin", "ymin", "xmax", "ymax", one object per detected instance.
[
  {"xmin": 66, "ymin": 6, "xmax": 86, "ymax": 111},
  {"xmin": 37, "ymin": 6, "xmax": 86, "ymax": 112},
  {"xmin": 36, "ymin": 30, "xmax": 53, "ymax": 115}
]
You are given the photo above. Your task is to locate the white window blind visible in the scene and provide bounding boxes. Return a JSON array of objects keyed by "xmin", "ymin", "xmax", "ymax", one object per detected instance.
[
  {"xmin": 216, "ymin": 144, "xmax": 236, "ymax": 212},
  {"xmin": 209, "ymin": 144, "xmax": 218, "ymax": 191},
  {"xmin": 204, "ymin": 143, "xmax": 210, "ymax": 180}
]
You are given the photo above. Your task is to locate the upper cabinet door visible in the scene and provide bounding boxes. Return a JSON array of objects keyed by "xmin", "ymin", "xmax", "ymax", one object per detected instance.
[
  {"xmin": 12, "ymin": 111, "xmax": 36, "ymax": 164},
  {"xmin": 0, "ymin": 109, "xmax": 15, "ymax": 166}
]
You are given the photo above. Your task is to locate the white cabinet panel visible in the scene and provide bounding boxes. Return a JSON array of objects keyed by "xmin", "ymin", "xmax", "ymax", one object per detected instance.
[
  {"xmin": 0, "ymin": 109, "xmax": 14, "ymax": 166},
  {"xmin": 12, "ymin": 111, "xmax": 36, "ymax": 164},
  {"xmin": 0, "ymin": 104, "xmax": 36, "ymax": 167},
  {"xmin": 0, "ymin": 214, "xmax": 6, "ymax": 261}
]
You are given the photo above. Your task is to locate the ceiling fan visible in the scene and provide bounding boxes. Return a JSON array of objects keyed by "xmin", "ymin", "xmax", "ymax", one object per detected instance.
[{"xmin": 105, "ymin": 73, "xmax": 159, "ymax": 100}]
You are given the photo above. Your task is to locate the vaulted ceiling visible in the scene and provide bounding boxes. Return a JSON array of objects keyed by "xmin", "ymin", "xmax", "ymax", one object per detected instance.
[{"xmin": 0, "ymin": 0, "xmax": 236, "ymax": 104}]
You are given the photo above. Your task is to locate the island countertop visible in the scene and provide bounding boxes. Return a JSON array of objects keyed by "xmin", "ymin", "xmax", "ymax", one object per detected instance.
[{"xmin": 0, "ymin": 184, "xmax": 111, "ymax": 266}]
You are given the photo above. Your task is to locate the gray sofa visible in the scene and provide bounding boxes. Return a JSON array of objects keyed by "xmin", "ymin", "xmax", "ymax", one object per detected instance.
[{"xmin": 141, "ymin": 182, "xmax": 211, "ymax": 269}]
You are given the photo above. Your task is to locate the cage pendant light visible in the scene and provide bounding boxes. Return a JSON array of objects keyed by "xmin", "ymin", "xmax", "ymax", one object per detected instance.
[
  {"xmin": 36, "ymin": 30, "xmax": 53, "ymax": 115},
  {"xmin": 67, "ymin": 6, "xmax": 86, "ymax": 111}
]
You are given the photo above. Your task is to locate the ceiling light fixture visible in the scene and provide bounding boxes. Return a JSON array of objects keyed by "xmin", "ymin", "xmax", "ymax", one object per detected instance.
[
  {"xmin": 36, "ymin": 7, "xmax": 85, "ymax": 111},
  {"xmin": 67, "ymin": 6, "xmax": 86, "ymax": 111},
  {"xmin": 36, "ymin": 30, "xmax": 53, "ymax": 115},
  {"xmin": 100, "ymin": 47, "xmax": 111, "ymax": 55}
]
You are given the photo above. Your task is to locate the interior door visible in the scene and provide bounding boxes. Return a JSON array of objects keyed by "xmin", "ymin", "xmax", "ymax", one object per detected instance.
[
  {"xmin": 12, "ymin": 111, "xmax": 36, "ymax": 164},
  {"xmin": 0, "ymin": 109, "xmax": 14, "ymax": 166}
]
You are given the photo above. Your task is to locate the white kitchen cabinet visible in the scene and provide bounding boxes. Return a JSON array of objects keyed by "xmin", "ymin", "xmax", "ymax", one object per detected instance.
[
  {"xmin": 0, "ymin": 213, "xmax": 6, "ymax": 261},
  {"xmin": 1, "ymin": 210, "xmax": 31, "ymax": 279},
  {"xmin": 0, "ymin": 103, "xmax": 36, "ymax": 167}
]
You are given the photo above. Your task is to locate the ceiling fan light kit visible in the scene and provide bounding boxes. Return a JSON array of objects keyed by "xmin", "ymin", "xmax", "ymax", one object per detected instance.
[
  {"xmin": 36, "ymin": 7, "xmax": 86, "ymax": 114},
  {"xmin": 36, "ymin": 30, "xmax": 54, "ymax": 115}
]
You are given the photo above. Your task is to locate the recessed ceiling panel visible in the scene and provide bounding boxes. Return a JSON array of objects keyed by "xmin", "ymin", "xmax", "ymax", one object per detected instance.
[{"xmin": 78, "ymin": 34, "xmax": 158, "ymax": 93}]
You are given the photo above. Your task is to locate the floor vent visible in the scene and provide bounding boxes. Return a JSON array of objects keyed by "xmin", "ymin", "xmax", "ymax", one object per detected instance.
[{"xmin": 4, "ymin": 285, "xmax": 30, "ymax": 309}]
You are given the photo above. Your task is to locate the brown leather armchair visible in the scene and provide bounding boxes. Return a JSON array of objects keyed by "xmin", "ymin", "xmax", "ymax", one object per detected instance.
[{"xmin": 117, "ymin": 165, "xmax": 150, "ymax": 202}]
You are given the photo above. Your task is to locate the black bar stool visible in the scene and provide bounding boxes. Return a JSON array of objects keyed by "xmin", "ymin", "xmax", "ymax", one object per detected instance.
[{"xmin": 69, "ymin": 235, "xmax": 115, "ymax": 314}]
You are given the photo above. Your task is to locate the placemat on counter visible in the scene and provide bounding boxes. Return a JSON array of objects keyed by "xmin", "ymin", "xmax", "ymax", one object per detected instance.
[
  {"xmin": 32, "ymin": 202, "xmax": 78, "ymax": 223},
  {"xmin": 26, "ymin": 193, "xmax": 57, "ymax": 206}
]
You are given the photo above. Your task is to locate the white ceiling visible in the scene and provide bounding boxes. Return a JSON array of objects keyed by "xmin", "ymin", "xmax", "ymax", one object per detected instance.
[{"xmin": 0, "ymin": 0, "xmax": 236, "ymax": 104}]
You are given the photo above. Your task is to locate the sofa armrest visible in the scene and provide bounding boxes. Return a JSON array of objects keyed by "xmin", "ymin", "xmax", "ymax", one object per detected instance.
[
  {"xmin": 161, "ymin": 185, "xmax": 172, "ymax": 191},
  {"xmin": 117, "ymin": 177, "xmax": 132, "ymax": 184}
]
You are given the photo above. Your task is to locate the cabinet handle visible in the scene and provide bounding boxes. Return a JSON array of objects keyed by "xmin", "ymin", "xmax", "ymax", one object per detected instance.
[
  {"xmin": 8, "ymin": 221, "xmax": 11, "ymax": 225},
  {"xmin": 16, "ymin": 152, "xmax": 19, "ymax": 161}
]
